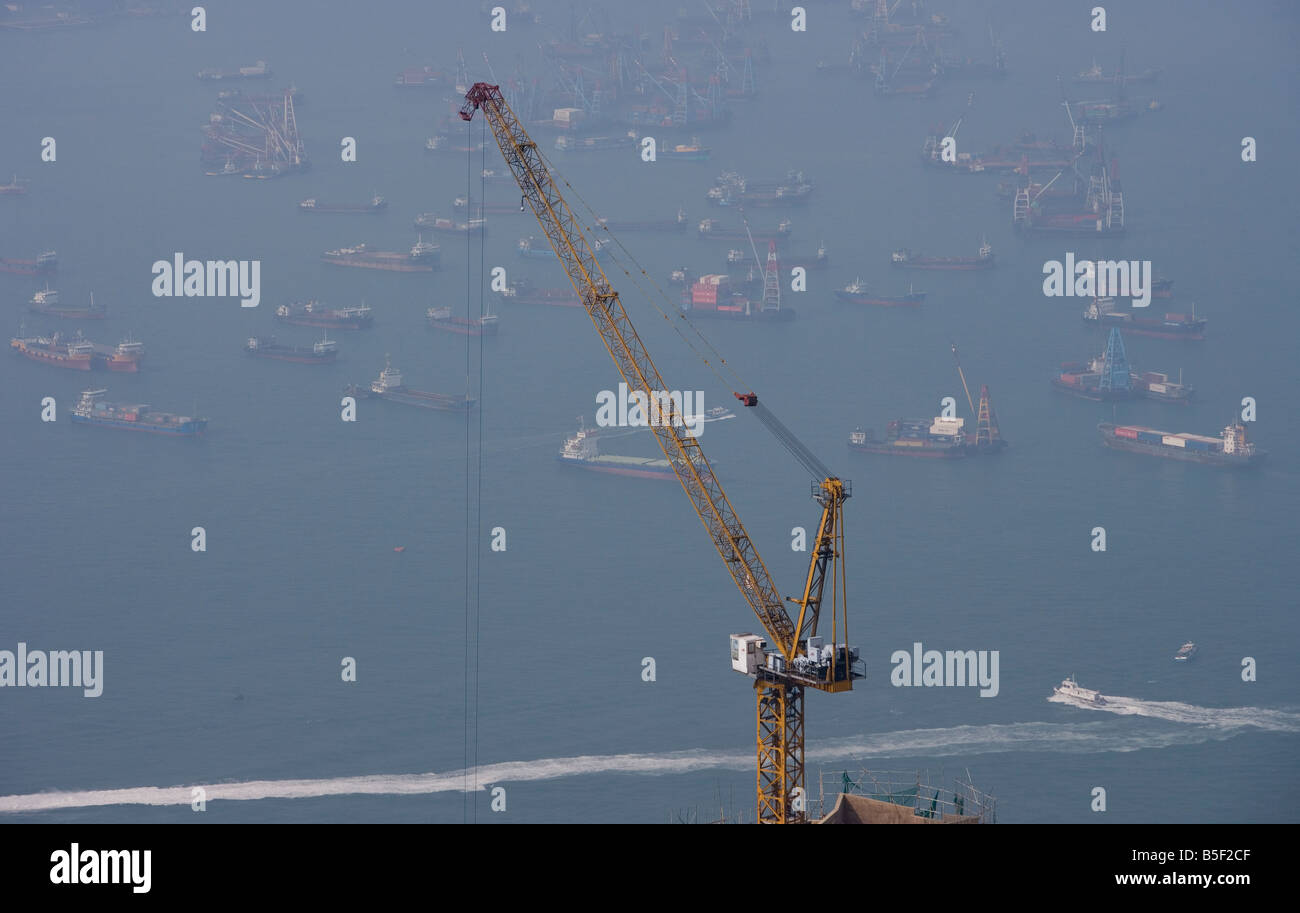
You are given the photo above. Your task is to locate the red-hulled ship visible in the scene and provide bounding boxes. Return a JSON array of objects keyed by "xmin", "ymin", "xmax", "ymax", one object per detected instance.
[
  {"xmin": 322, "ymin": 239, "xmax": 439, "ymax": 272},
  {"xmin": 0, "ymin": 250, "xmax": 56, "ymax": 275},
  {"xmin": 1083, "ymin": 297, "xmax": 1206, "ymax": 340},
  {"xmin": 10, "ymin": 332, "xmax": 93, "ymax": 370}
]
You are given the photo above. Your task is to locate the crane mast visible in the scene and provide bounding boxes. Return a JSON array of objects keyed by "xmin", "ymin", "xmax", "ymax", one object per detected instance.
[{"xmin": 460, "ymin": 83, "xmax": 859, "ymax": 823}]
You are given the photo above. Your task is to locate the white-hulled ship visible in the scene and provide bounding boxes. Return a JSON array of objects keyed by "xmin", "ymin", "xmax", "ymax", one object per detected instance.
[
  {"xmin": 1053, "ymin": 676, "xmax": 1107, "ymax": 705},
  {"xmin": 1174, "ymin": 642, "xmax": 1198, "ymax": 662}
]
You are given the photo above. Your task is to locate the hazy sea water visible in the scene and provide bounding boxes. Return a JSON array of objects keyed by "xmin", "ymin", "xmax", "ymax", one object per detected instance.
[{"xmin": 0, "ymin": 0, "xmax": 1297, "ymax": 823}]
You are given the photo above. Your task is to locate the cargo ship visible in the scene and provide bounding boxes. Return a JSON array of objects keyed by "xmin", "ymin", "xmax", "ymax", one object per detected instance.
[
  {"xmin": 11, "ymin": 332, "xmax": 143, "ymax": 372},
  {"xmin": 394, "ymin": 66, "xmax": 446, "ymax": 88},
  {"xmin": 10, "ymin": 333, "xmax": 93, "ymax": 370},
  {"xmin": 275, "ymin": 301, "xmax": 373, "ymax": 329},
  {"xmin": 697, "ymin": 218, "xmax": 792, "ymax": 245},
  {"xmin": 70, "ymin": 389, "xmax": 207, "ymax": 437},
  {"xmin": 1054, "ymin": 360, "xmax": 1192, "ymax": 404},
  {"xmin": 29, "ymin": 288, "xmax": 107, "ymax": 320},
  {"xmin": 1083, "ymin": 297, "xmax": 1205, "ymax": 339},
  {"xmin": 414, "ymin": 213, "xmax": 486, "ymax": 235},
  {"xmin": 299, "ymin": 195, "xmax": 387, "ymax": 213},
  {"xmin": 681, "ymin": 275, "xmax": 794, "ymax": 321},
  {"xmin": 245, "ymin": 335, "xmax": 338, "ymax": 364},
  {"xmin": 91, "ymin": 338, "xmax": 144, "ymax": 372},
  {"xmin": 322, "ymin": 239, "xmax": 439, "ymax": 272},
  {"xmin": 494, "ymin": 279, "xmax": 582, "ymax": 308},
  {"xmin": 518, "ymin": 236, "xmax": 609, "ymax": 260},
  {"xmin": 553, "ymin": 133, "xmax": 636, "ymax": 153},
  {"xmin": 595, "ymin": 208, "xmax": 689, "ymax": 232},
  {"xmin": 660, "ymin": 141, "xmax": 711, "ymax": 162},
  {"xmin": 1098, "ymin": 421, "xmax": 1264, "ymax": 467},
  {"xmin": 346, "ymin": 360, "xmax": 475, "ymax": 412},
  {"xmin": 0, "ymin": 250, "xmax": 56, "ymax": 276},
  {"xmin": 557, "ymin": 418, "xmax": 676, "ymax": 480},
  {"xmin": 706, "ymin": 170, "xmax": 813, "ymax": 208},
  {"xmin": 1053, "ymin": 676, "xmax": 1107, "ymax": 705},
  {"xmin": 1074, "ymin": 59, "xmax": 1162, "ymax": 84},
  {"xmin": 427, "ymin": 305, "xmax": 499, "ymax": 336},
  {"xmin": 847, "ymin": 417, "xmax": 971, "ymax": 458},
  {"xmin": 835, "ymin": 278, "xmax": 925, "ymax": 307},
  {"xmin": 196, "ymin": 61, "xmax": 271, "ymax": 80},
  {"xmin": 453, "ymin": 195, "xmax": 520, "ymax": 217},
  {"xmin": 891, "ymin": 239, "xmax": 995, "ymax": 270}
]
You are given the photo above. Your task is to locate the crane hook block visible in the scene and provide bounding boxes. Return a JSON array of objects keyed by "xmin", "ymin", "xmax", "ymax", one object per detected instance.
[{"xmin": 735, "ymin": 392, "xmax": 758, "ymax": 407}]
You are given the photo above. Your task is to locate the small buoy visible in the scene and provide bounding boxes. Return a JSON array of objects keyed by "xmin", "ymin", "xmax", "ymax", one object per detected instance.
[{"xmin": 393, "ymin": 546, "xmax": 406, "ymax": 553}]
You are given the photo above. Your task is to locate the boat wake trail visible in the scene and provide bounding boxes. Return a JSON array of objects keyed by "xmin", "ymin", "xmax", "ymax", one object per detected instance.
[
  {"xmin": 1, "ymin": 712, "xmax": 1293, "ymax": 813},
  {"xmin": 1045, "ymin": 694, "xmax": 1300, "ymax": 731}
]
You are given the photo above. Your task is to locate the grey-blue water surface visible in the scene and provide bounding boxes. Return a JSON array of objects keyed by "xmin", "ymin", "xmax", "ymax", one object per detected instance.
[{"xmin": 0, "ymin": 0, "xmax": 1296, "ymax": 822}]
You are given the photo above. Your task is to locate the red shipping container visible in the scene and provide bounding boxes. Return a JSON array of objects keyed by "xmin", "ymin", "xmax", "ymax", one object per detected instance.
[{"xmin": 1115, "ymin": 427, "xmax": 1139, "ymax": 439}]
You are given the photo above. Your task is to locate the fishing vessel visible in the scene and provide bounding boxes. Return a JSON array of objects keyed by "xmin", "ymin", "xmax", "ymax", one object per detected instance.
[
  {"xmin": 427, "ymin": 305, "xmax": 499, "ymax": 335},
  {"xmin": 557, "ymin": 418, "xmax": 677, "ymax": 480},
  {"xmin": 345, "ymin": 359, "xmax": 475, "ymax": 412},
  {"xmin": 1174, "ymin": 642, "xmax": 1198, "ymax": 662},
  {"xmin": 245, "ymin": 335, "xmax": 338, "ymax": 364},
  {"xmin": 275, "ymin": 301, "xmax": 373, "ymax": 329},
  {"xmin": 28, "ymin": 288, "xmax": 108, "ymax": 320},
  {"xmin": 70, "ymin": 389, "xmax": 207, "ymax": 436},
  {"xmin": 835, "ymin": 278, "xmax": 925, "ymax": 307},
  {"xmin": 1053, "ymin": 676, "xmax": 1107, "ymax": 705}
]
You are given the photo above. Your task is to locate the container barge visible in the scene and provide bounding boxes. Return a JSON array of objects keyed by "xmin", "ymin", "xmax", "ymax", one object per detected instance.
[
  {"xmin": 1099, "ymin": 421, "xmax": 1263, "ymax": 467},
  {"xmin": 346, "ymin": 361, "xmax": 475, "ymax": 412},
  {"xmin": 70, "ymin": 389, "xmax": 207, "ymax": 437},
  {"xmin": 1054, "ymin": 361, "xmax": 1192, "ymax": 404},
  {"xmin": 245, "ymin": 335, "xmax": 338, "ymax": 364},
  {"xmin": 275, "ymin": 301, "xmax": 373, "ymax": 329},
  {"xmin": 322, "ymin": 240, "xmax": 439, "ymax": 272},
  {"xmin": 557, "ymin": 419, "xmax": 677, "ymax": 480},
  {"xmin": 299, "ymin": 195, "xmax": 387, "ymax": 213},
  {"xmin": 848, "ymin": 417, "xmax": 971, "ymax": 458},
  {"xmin": 1083, "ymin": 297, "xmax": 1205, "ymax": 340},
  {"xmin": 891, "ymin": 240, "xmax": 994, "ymax": 270}
]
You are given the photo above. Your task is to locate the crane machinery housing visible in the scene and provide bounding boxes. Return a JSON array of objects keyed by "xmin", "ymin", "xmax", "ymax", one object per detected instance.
[{"xmin": 459, "ymin": 82, "xmax": 861, "ymax": 824}]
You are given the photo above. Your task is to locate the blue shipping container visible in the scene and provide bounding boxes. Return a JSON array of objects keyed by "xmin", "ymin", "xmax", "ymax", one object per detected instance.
[
  {"xmin": 1185, "ymin": 439, "xmax": 1210, "ymax": 451},
  {"xmin": 1137, "ymin": 431, "xmax": 1163, "ymax": 443}
]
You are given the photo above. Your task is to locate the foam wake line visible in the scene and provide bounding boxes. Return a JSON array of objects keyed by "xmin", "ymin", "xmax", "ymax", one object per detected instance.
[{"xmin": 2, "ymin": 711, "xmax": 1295, "ymax": 813}]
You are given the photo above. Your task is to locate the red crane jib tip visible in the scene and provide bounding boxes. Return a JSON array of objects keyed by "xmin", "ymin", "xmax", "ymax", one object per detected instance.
[
  {"xmin": 735, "ymin": 392, "xmax": 758, "ymax": 407},
  {"xmin": 459, "ymin": 83, "xmax": 502, "ymax": 120}
]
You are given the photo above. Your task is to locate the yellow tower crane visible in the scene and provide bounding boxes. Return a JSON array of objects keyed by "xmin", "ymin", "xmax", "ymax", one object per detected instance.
[{"xmin": 460, "ymin": 83, "xmax": 861, "ymax": 824}]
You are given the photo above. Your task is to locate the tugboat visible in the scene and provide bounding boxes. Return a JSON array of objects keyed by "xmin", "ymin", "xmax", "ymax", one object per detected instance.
[{"xmin": 1053, "ymin": 675, "xmax": 1108, "ymax": 705}]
